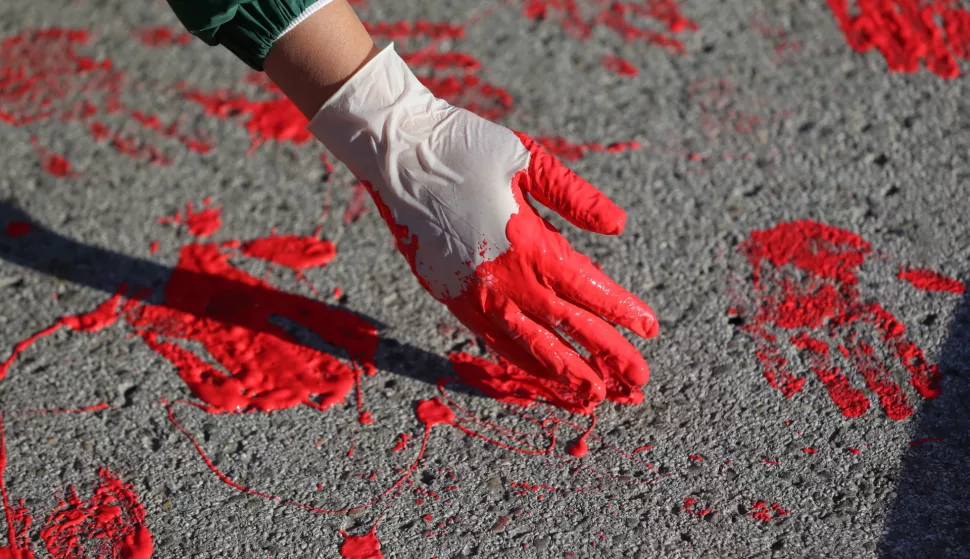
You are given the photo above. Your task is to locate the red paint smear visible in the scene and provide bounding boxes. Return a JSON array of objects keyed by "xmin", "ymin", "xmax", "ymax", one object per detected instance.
[
  {"xmin": 0, "ymin": 287, "xmax": 125, "ymax": 382},
  {"xmin": 391, "ymin": 434, "xmax": 410, "ymax": 452},
  {"xmin": 240, "ymin": 234, "xmax": 336, "ymax": 271},
  {"xmin": 343, "ymin": 183, "xmax": 371, "ymax": 225},
  {"xmin": 909, "ymin": 436, "xmax": 943, "ymax": 446},
  {"xmin": 734, "ymin": 221, "xmax": 944, "ymax": 420},
  {"xmin": 535, "ymin": 136, "xmax": 641, "ymax": 162},
  {"xmin": 826, "ymin": 0, "xmax": 970, "ymax": 79},
  {"xmin": 898, "ymin": 268, "xmax": 965, "ymax": 294},
  {"xmin": 847, "ymin": 447, "xmax": 862, "ymax": 455},
  {"xmin": 748, "ymin": 500, "xmax": 789, "ymax": 522},
  {"xmin": 633, "ymin": 445, "xmax": 653, "ymax": 453},
  {"xmin": 3, "ymin": 222, "xmax": 30, "ymax": 239},
  {"xmin": 131, "ymin": 27, "xmax": 192, "ymax": 47},
  {"xmin": 801, "ymin": 447, "xmax": 817, "ymax": 454},
  {"xmin": 156, "ymin": 200, "xmax": 222, "ymax": 238},
  {"xmin": 338, "ymin": 526, "xmax": 383, "ymax": 559},
  {"xmin": 521, "ymin": 0, "xmax": 698, "ymax": 54},
  {"xmin": 601, "ymin": 55, "xmax": 639, "ymax": 76},
  {"xmin": 40, "ymin": 469, "xmax": 154, "ymax": 559}
]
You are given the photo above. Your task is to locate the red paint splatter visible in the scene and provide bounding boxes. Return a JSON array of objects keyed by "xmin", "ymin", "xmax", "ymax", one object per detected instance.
[
  {"xmin": 3, "ymin": 222, "xmax": 30, "ymax": 239},
  {"xmin": 156, "ymin": 200, "xmax": 222, "ymax": 238},
  {"xmin": 534, "ymin": 137, "xmax": 642, "ymax": 162},
  {"xmin": 601, "ymin": 55, "xmax": 639, "ymax": 76},
  {"xmin": 39, "ymin": 469, "xmax": 154, "ymax": 559},
  {"xmin": 391, "ymin": 434, "xmax": 410, "ymax": 452},
  {"xmin": 149, "ymin": 241, "xmax": 160, "ymax": 254},
  {"xmin": 131, "ymin": 27, "xmax": 192, "ymax": 48},
  {"xmin": 31, "ymin": 139, "xmax": 74, "ymax": 178},
  {"xmin": 733, "ymin": 221, "xmax": 944, "ymax": 420},
  {"xmin": 748, "ymin": 500, "xmax": 789, "ymax": 522},
  {"xmin": 909, "ymin": 437, "xmax": 944, "ymax": 447},
  {"xmin": 343, "ymin": 183, "xmax": 371, "ymax": 225},
  {"xmin": 0, "ymin": 29, "xmax": 209, "ymax": 167},
  {"xmin": 682, "ymin": 497, "xmax": 716, "ymax": 518},
  {"xmin": 688, "ymin": 454, "xmax": 704, "ymax": 462},
  {"xmin": 801, "ymin": 447, "xmax": 817, "ymax": 454},
  {"xmin": 521, "ymin": 0, "xmax": 698, "ymax": 54},
  {"xmin": 240, "ymin": 234, "xmax": 336, "ymax": 271},
  {"xmin": 826, "ymin": 0, "xmax": 970, "ymax": 79},
  {"xmin": 847, "ymin": 447, "xmax": 862, "ymax": 455},
  {"xmin": 898, "ymin": 268, "xmax": 965, "ymax": 294}
]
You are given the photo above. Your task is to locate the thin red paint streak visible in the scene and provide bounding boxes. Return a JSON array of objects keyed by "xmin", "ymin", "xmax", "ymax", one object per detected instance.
[
  {"xmin": 535, "ymin": 137, "xmax": 641, "ymax": 162},
  {"xmin": 909, "ymin": 436, "xmax": 943, "ymax": 446},
  {"xmin": 343, "ymin": 183, "xmax": 371, "ymax": 225},
  {"xmin": 898, "ymin": 268, "xmax": 965, "ymax": 294},
  {"xmin": 131, "ymin": 27, "xmax": 192, "ymax": 47},
  {"xmin": 826, "ymin": 0, "xmax": 970, "ymax": 79},
  {"xmin": 521, "ymin": 0, "xmax": 698, "ymax": 54},
  {"xmin": 733, "ymin": 221, "xmax": 945, "ymax": 420},
  {"xmin": 156, "ymin": 199, "xmax": 222, "ymax": 238},
  {"xmin": 0, "ymin": 29, "xmax": 210, "ymax": 165},
  {"xmin": 601, "ymin": 55, "xmax": 639, "ymax": 77}
]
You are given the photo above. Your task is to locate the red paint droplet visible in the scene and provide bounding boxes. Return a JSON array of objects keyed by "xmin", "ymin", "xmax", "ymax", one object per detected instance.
[
  {"xmin": 601, "ymin": 55, "xmax": 639, "ymax": 76},
  {"xmin": 240, "ymin": 234, "xmax": 337, "ymax": 271},
  {"xmin": 338, "ymin": 528, "xmax": 383, "ymax": 559},
  {"xmin": 149, "ymin": 241, "xmax": 160, "ymax": 254},
  {"xmin": 333, "ymin": 287, "xmax": 344, "ymax": 300},
  {"xmin": 748, "ymin": 500, "xmax": 789, "ymax": 522},
  {"xmin": 359, "ymin": 411, "xmax": 375, "ymax": 425},
  {"xmin": 847, "ymin": 447, "xmax": 862, "ymax": 455},
  {"xmin": 898, "ymin": 268, "xmax": 965, "ymax": 294},
  {"xmin": 801, "ymin": 447, "xmax": 817, "ymax": 454},
  {"xmin": 416, "ymin": 398, "xmax": 454, "ymax": 427},
  {"xmin": 4, "ymin": 221, "xmax": 30, "ymax": 238},
  {"xmin": 688, "ymin": 454, "xmax": 704, "ymax": 462}
]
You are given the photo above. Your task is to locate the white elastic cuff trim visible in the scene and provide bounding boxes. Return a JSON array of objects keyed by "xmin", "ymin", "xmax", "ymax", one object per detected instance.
[{"xmin": 276, "ymin": 0, "xmax": 336, "ymax": 41}]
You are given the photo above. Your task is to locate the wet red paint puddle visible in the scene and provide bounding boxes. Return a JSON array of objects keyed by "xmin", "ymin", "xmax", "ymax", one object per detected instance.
[
  {"xmin": 732, "ymin": 220, "xmax": 954, "ymax": 420},
  {"xmin": 827, "ymin": 0, "xmax": 970, "ymax": 79}
]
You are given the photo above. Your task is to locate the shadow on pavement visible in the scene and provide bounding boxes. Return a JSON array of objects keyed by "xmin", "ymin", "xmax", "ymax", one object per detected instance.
[
  {"xmin": 0, "ymin": 202, "xmax": 471, "ymax": 396},
  {"xmin": 878, "ymin": 278, "xmax": 970, "ymax": 557}
]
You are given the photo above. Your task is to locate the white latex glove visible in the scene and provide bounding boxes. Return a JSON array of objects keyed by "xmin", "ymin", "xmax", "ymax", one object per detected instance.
[{"xmin": 308, "ymin": 44, "xmax": 658, "ymax": 412}]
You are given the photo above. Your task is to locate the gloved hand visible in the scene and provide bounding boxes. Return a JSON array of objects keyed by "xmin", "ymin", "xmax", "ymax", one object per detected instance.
[{"xmin": 308, "ymin": 44, "xmax": 658, "ymax": 412}]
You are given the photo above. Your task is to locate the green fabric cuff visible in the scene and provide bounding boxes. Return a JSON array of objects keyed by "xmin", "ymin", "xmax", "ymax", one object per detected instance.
[{"xmin": 167, "ymin": 0, "xmax": 321, "ymax": 71}]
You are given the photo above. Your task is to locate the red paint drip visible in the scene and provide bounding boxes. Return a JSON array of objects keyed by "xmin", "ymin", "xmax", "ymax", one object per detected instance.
[
  {"xmin": 601, "ymin": 55, "xmax": 639, "ymax": 76},
  {"xmin": 40, "ymin": 469, "xmax": 154, "ymax": 559},
  {"xmin": 3, "ymin": 222, "xmax": 30, "ymax": 239},
  {"xmin": 131, "ymin": 26, "xmax": 192, "ymax": 47},
  {"xmin": 343, "ymin": 183, "xmax": 371, "ymax": 224},
  {"xmin": 826, "ymin": 0, "xmax": 970, "ymax": 79},
  {"xmin": 734, "ymin": 221, "xmax": 944, "ymax": 420},
  {"xmin": 898, "ymin": 268, "xmax": 965, "ymax": 294},
  {"xmin": 567, "ymin": 416, "xmax": 596, "ymax": 458},
  {"xmin": 240, "ymin": 234, "xmax": 336, "ymax": 271},
  {"xmin": 157, "ymin": 200, "xmax": 222, "ymax": 238}
]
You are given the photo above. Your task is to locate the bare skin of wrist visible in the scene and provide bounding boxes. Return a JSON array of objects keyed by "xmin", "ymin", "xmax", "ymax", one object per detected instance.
[{"xmin": 264, "ymin": 0, "xmax": 379, "ymax": 120}]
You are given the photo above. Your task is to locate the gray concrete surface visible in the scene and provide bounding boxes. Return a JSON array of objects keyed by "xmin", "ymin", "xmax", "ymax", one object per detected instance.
[{"xmin": 0, "ymin": 0, "xmax": 968, "ymax": 557}]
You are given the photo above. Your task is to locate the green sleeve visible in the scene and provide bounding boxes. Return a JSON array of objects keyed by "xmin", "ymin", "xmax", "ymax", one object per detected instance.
[{"xmin": 166, "ymin": 0, "xmax": 324, "ymax": 71}]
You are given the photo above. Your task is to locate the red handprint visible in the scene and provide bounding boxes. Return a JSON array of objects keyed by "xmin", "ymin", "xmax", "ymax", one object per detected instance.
[{"xmin": 731, "ymin": 221, "xmax": 954, "ymax": 420}]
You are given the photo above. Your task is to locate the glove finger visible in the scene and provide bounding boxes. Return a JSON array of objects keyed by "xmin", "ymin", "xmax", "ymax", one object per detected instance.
[
  {"xmin": 513, "ymin": 131, "xmax": 627, "ymax": 236},
  {"xmin": 543, "ymin": 248, "xmax": 659, "ymax": 340},
  {"xmin": 520, "ymin": 293, "xmax": 650, "ymax": 390},
  {"xmin": 488, "ymin": 298, "xmax": 606, "ymax": 407}
]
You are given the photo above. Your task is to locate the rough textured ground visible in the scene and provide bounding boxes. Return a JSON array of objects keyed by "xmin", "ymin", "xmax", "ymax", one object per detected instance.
[{"xmin": 1, "ymin": 0, "xmax": 969, "ymax": 557}]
